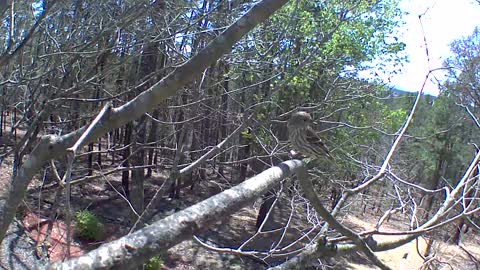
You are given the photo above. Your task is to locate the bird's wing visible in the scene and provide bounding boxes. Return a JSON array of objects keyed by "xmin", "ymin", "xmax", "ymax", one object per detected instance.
[{"xmin": 306, "ymin": 127, "xmax": 332, "ymax": 158}]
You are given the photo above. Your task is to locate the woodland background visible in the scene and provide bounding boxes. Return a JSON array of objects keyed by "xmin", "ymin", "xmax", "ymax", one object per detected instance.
[{"xmin": 0, "ymin": 0, "xmax": 479, "ymax": 269}]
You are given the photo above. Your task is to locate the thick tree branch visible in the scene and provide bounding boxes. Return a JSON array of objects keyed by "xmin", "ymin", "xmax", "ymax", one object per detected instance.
[
  {"xmin": 0, "ymin": 0, "xmax": 290, "ymax": 243},
  {"xmin": 45, "ymin": 160, "xmax": 304, "ymax": 269}
]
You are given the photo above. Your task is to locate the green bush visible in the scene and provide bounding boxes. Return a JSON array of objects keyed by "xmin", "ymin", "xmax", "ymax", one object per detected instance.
[
  {"xmin": 75, "ymin": 210, "xmax": 105, "ymax": 241},
  {"xmin": 144, "ymin": 256, "xmax": 164, "ymax": 270}
]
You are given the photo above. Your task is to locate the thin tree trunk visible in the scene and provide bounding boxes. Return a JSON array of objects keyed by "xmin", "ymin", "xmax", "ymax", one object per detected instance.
[
  {"xmin": 255, "ymin": 191, "xmax": 276, "ymax": 229},
  {"xmin": 87, "ymin": 143, "xmax": 94, "ymax": 176},
  {"xmin": 122, "ymin": 123, "xmax": 133, "ymax": 199},
  {"xmin": 97, "ymin": 139, "xmax": 102, "ymax": 167},
  {"xmin": 130, "ymin": 116, "xmax": 147, "ymax": 219},
  {"xmin": 146, "ymin": 109, "xmax": 160, "ymax": 178}
]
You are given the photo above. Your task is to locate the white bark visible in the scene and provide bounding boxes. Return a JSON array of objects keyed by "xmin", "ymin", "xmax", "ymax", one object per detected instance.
[
  {"xmin": 45, "ymin": 160, "xmax": 304, "ymax": 269},
  {"xmin": 0, "ymin": 0, "xmax": 290, "ymax": 243}
]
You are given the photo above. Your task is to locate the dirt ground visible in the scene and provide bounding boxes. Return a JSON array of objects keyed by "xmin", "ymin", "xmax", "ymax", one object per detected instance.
[{"xmin": 337, "ymin": 215, "xmax": 480, "ymax": 270}]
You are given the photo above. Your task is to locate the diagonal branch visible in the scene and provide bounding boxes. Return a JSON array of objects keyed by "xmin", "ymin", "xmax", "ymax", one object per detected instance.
[
  {"xmin": 46, "ymin": 160, "xmax": 304, "ymax": 269},
  {"xmin": 296, "ymin": 167, "xmax": 393, "ymax": 270},
  {"xmin": 0, "ymin": 0, "xmax": 290, "ymax": 243}
]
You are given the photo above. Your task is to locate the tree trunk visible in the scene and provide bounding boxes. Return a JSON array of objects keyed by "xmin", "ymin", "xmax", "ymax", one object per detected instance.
[
  {"xmin": 255, "ymin": 191, "xmax": 276, "ymax": 229},
  {"xmin": 122, "ymin": 123, "xmax": 133, "ymax": 199},
  {"xmin": 97, "ymin": 139, "xmax": 102, "ymax": 167},
  {"xmin": 146, "ymin": 108, "xmax": 160, "ymax": 178},
  {"xmin": 451, "ymin": 218, "xmax": 465, "ymax": 245},
  {"xmin": 0, "ymin": 105, "xmax": 3, "ymax": 137},
  {"xmin": 130, "ymin": 116, "xmax": 147, "ymax": 219},
  {"xmin": 87, "ymin": 142, "xmax": 94, "ymax": 176}
]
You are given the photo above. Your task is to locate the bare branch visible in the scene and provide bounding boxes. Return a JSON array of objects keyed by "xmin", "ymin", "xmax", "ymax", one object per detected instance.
[
  {"xmin": 0, "ymin": 0, "xmax": 290, "ymax": 243},
  {"xmin": 47, "ymin": 160, "xmax": 304, "ymax": 269},
  {"xmin": 296, "ymin": 167, "xmax": 393, "ymax": 270}
]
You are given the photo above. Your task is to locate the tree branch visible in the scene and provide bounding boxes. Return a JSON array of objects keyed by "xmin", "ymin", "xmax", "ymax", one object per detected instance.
[
  {"xmin": 46, "ymin": 160, "xmax": 304, "ymax": 269},
  {"xmin": 296, "ymin": 167, "xmax": 393, "ymax": 270},
  {"xmin": 0, "ymin": 0, "xmax": 290, "ymax": 243}
]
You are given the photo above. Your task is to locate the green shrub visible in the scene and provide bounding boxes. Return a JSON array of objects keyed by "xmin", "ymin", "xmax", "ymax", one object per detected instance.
[
  {"xmin": 75, "ymin": 210, "xmax": 105, "ymax": 241},
  {"xmin": 144, "ymin": 256, "xmax": 164, "ymax": 270}
]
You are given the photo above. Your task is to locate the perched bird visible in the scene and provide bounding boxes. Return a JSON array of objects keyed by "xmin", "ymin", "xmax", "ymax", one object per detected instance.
[{"xmin": 287, "ymin": 111, "xmax": 332, "ymax": 159}]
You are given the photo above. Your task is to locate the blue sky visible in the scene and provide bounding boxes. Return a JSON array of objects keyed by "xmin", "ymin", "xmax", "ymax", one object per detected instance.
[{"xmin": 385, "ymin": 0, "xmax": 480, "ymax": 96}]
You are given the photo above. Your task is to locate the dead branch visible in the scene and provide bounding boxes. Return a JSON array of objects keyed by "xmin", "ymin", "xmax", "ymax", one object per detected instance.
[
  {"xmin": 0, "ymin": 0, "xmax": 290, "ymax": 243},
  {"xmin": 46, "ymin": 160, "xmax": 304, "ymax": 269}
]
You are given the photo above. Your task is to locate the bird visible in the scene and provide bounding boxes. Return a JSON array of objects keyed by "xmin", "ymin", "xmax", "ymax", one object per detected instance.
[{"xmin": 287, "ymin": 111, "xmax": 333, "ymax": 159}]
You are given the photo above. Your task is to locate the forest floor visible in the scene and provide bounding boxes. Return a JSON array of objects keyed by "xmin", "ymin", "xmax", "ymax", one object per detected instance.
[{"xmin": 1, "ymin": 129, "xmax": 480, "ymax": 269}]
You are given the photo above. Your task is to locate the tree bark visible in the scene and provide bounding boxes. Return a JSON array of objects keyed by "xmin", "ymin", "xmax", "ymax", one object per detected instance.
[
  {"xmin": 0, "ymin": 0, "xmax": 290, "ymax": 244},
  {"xmin": 48, "ymin": 160, "xmax": 305, "ymax": 269}
]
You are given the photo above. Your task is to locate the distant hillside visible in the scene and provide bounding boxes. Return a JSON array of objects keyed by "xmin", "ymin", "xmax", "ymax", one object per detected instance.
[{"xmin": 390, "ymin": 87, "xmax": 438, "ymax": 98}]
